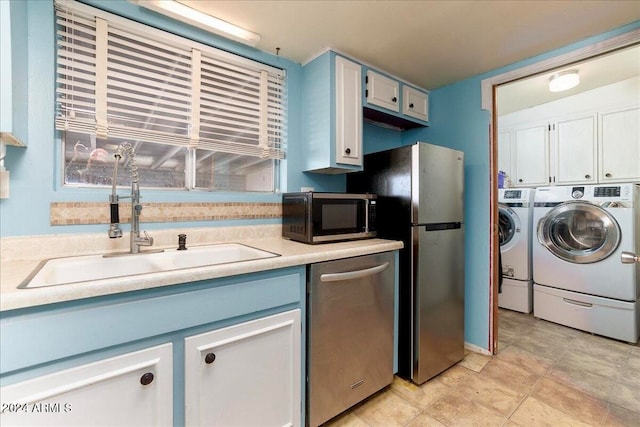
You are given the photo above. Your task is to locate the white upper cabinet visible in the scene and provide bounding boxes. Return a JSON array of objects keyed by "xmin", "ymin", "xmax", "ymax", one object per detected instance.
[
  {"xmin": 302, "ymin": 52, "xmax": 362, "ymax": 173},
  {"xmin": 553, "ymin": 114, "xmax": 597, "ymax": 185},
  {"xmin": 599, "ymin": 106, "xmax": 640, "ymax": 183},
  {"xmin": 335, "ymin": 56, "xmax": 363, "ymax": 166},
  {"xmin": 366, "ymin": 70, "xmax": 400, "ymax": 112},
  {"xmin": 302, "ymin": 50, "xmax": 429, "ymax": 173},
  {"xmin": 402, "ymin": 85, "xmax": 429, "ymax": 122},
  {"xmin": 498, "ymin": 78, "xmax": 639, "ymax": 187},
  {"xmin": 363, "ymin": 68, "xmax": 429, "ymax": 128},
  {"xmin": 505, "ymin": 115, "xmax": 597, "ymax": 187},
  {"xmin": 497, "ymin": 130, "xmax": 512, "ymax": 177},
  {"xmin": 0, "ymin": 0, "xmax": 27, "ymax": 146},
  {"xmin": 512, "ymin": 123, "xmax": 549, "ymax": 187}
]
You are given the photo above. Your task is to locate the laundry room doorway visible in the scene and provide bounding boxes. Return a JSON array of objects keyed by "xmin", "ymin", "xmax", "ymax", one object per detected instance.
[{"xmin": 482, "ymin": 30, "xmax": 640, "ymax": 354}]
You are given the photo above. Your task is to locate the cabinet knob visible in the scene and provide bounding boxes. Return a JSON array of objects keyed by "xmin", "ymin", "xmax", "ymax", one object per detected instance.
[
  {"xmin": 392, "ymin": 97, "xmax": 397, "ymax": 103},
  {"xmin": 204, "ymin": 352, "xmax": 216, "ymax": 364},
  {"xmin": 585, "ymin": 174, "xmax": 591, "ymax": 179},
  {"xmin": 140, "ymin": 372, "xmax": 154, "ymax": 386},
  {"xmin": 605, "ymin": 173, "xmax": 612, "ymax": 178},
  {"xmin": 409, "ymin": 103, "xmax": 414, "ymax": 108},
  {"xmin": 345, "ymin": 148, "xmax": 351, "ymax": 155},
  {"xmin": 518, "ymin": 178, "xmax": 523, "ymax": 183}
]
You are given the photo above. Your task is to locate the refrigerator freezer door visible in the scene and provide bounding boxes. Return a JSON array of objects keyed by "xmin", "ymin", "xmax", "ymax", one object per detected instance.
[
  {"xmin": 412, "ymin": 225, "xmax": 465, "ymax": 384},
  {"xmin": 413, "ymin": 143, "xmax": 464, "ymax": 225}
]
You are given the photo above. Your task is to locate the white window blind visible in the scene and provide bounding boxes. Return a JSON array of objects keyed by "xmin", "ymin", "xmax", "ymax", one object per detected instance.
[{"xmin": 54, "ymin": 0, "xmax": 286, "ymax": 162}]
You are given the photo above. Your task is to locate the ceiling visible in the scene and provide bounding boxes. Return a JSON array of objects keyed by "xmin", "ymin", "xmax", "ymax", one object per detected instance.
[
  {"xmin": 177, "ymin": 0, "xmax": 640, "ymax": 92},
  {"xmin": 497, "ymin": 44, "xmax": 640, "ymax": 115}
]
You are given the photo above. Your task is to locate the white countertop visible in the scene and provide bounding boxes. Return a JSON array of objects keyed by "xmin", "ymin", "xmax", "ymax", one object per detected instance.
[{"xmin": 1, "ymin": 227, "xmax": 402, "ymax": 312}]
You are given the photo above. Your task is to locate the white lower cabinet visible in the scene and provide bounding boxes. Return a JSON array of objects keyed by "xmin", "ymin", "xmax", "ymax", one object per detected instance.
[
  {"xmin": 184, "ymin": 309, "xmax": 301, "ymax": 427},
  {"xmin": 0, "ymin": 344, "xmax": 173, "ymax": 426}
]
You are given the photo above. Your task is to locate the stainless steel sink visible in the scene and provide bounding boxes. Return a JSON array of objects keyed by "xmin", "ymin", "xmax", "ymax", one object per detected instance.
[{"xmin": 19, "ymin": 243, "xmax": 279, "ymax": 288}]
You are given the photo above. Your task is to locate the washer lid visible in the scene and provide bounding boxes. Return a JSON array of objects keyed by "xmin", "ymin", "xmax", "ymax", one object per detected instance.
[{"xmin": 537, "ymin": 201, "xmax": 621, "ymax": 264}]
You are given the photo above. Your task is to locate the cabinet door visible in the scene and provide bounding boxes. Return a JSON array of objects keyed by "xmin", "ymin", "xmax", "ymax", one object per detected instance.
[
  {"xmin": 0, "ymin": 0, "xmax": 27, "ymax": 146},
  {"xmin": 0, "ymin": 344, "xmax": 173, "ymax": 427},
  {"xmin": 554, "ymin": 114, "xmax": 597, "ymax": 185},
  {"xmin": 335, "ymin": 56, "xmax": 362, "ymax": 166},
  {"xmin": 513, "ymin": 123, "xmax": 549, "ymax": 187},
  {"xmin": 599, "ymin": 106, "xmax": 640, "ymax": 183},
  {"xmin": 184, "ymin": 309, "xmax": 301, "ymax": 427},
  {"xmin": 366, "ymin": 70, "xmax": 399, "ymax": 112},
  {"xmin": 497, "ymin": 129, "xmax": 512, "ymax": 181},
  {"xmin": 402, "ymin": 85, "xmax": 428, "ymax": 122}
]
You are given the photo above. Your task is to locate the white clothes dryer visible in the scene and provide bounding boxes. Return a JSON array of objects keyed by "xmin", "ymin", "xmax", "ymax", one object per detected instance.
[
  {"xmin": 532, "ymin": 184, "xmax": 639, "ymax": 343},
  {"xmin": 498, "ymin": 188, "xmax": 535, "ymax": 313}
]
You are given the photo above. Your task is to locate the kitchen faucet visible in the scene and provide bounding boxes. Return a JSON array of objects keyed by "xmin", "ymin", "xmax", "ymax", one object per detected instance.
[{"xmin": 107, "ymin": 142, "xmax": 161, "ymax": 255}]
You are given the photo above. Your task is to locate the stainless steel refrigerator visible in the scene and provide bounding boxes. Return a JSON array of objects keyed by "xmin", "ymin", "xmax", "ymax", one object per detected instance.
[{"xmin": 347, "ymin": 141, "xmax": 465, "ymax": 384}]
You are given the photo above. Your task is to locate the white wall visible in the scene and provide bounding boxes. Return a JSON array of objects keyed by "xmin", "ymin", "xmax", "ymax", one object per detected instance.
[{"xmin": 499, "ymin": 76, "xmax": 639, "ymax": 127}]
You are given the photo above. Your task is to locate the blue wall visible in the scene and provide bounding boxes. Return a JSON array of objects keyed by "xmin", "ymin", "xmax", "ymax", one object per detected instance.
[{"xmin": 402, "ymin": 81, "xmax": 491, "ymax": 348}]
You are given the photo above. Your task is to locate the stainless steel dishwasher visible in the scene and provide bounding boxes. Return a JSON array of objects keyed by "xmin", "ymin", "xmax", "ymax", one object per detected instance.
[{"xmin": 307, "ymin": 251, "xmax": 395, "ymax": 426}]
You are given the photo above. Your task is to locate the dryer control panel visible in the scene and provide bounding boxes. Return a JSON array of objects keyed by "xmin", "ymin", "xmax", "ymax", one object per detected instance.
[
  {"xmin": 594, "ymin": 186, "xmax": 621, "ymax": 197},
  {"xmin": 535, "ymin": 184, "xmax": 637, "ymax": 204}
]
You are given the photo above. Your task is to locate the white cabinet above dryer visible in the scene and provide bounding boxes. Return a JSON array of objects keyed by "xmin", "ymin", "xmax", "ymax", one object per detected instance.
[
  {"xmin": 553, "ymin": 114, "xmax": 597, "ymax": 185},
  {"xmin": 498, "ymin": 78, "xmax": 639, "ymax": 187},
  {"xmin": 598, "ymin": 106, "xmax": 640, "ymax": 183},
  {"xmin": 503, "ymin": 115, "xmax": 597, "ymax": 187}
]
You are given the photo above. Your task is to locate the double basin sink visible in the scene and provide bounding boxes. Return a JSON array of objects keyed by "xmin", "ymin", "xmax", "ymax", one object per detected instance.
[{"xmin": 20, "ymin": 243, "xmax": 279, "ymax": 289}]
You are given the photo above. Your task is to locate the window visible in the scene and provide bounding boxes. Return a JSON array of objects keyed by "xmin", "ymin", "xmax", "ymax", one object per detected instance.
[{"xmin": 55, "ymin": 0, "xmax": 286, "ymax": 192}]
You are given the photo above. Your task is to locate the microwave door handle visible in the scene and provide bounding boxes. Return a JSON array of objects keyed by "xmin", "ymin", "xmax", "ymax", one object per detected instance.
[
  {"xmin": 365, "ymin": 199, "xmax": 369, "ymax": 232},
  {"xmin": 320, "ymin": 262, "xmax": 390, "ymax": 282}
]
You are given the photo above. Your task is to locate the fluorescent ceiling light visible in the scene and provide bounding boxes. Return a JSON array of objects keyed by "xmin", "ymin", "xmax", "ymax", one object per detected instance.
[
  {"xmin": 136, "ymin": 0, "xmax": 261, "ymax": 47},
  {"xmin": 548, "ymin": 70, "xmax": 580, "ymax": 92}
]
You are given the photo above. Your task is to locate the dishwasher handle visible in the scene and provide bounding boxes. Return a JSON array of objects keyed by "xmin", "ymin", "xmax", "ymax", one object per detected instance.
[{"xmin": 320, "ymin": 262, "xmax": 390, "ymax": 282}]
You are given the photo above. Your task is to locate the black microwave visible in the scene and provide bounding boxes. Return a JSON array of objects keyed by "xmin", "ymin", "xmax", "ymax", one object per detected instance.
[{"xmin": 282, "ymin": 192, "xmax": 377, "ymax": 244}]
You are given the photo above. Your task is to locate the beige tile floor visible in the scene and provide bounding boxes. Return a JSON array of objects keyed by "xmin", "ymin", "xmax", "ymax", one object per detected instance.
[{"xmin": 324, "ymin": 309, "xmax": 640, "ymax": 426}]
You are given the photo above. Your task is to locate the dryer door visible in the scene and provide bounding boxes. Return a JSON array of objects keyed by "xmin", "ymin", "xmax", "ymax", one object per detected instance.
[
  {"xmin": 498, "ymin": 204, "xmax": 520, "ymax": 251},
  {"xmin": 537, "ymin": 201, "xmax": 621, "ymax": 264}
]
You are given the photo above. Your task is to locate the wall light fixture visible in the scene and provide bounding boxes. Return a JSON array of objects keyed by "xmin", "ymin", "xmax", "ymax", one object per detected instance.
[{"xmin": 548, "ymin": 70, "xmax": 580, "ymax": 92}]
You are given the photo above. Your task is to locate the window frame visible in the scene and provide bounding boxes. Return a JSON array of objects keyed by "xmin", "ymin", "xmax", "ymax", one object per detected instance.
[{"xmin": 55, "ymin": 0, "xmax": 286, "ymax": 193}]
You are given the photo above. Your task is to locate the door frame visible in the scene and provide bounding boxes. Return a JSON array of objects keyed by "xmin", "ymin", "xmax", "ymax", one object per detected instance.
[{"xmin": 481, "ymin": 28, "xmax": 640, "ymax": 354}]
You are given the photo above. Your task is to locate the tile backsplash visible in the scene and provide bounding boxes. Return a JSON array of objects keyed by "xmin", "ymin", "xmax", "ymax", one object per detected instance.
[{"xmin": 51, "ymin": 202, "xmax": 282, "ymax": 225}]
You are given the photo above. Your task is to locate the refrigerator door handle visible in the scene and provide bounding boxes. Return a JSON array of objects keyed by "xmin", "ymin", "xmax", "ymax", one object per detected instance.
[
  {"xmin": 320, "ymin": 262, "xmax": 390, "ymax": 282},
  {"xmin": 423, "ymin": 222, "xmax": 462, "ymax": 231}
]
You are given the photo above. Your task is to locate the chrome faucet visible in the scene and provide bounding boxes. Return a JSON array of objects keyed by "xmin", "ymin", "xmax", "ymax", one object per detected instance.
[{"xmin": 107, "ymin": 142, "xmax": 161, "ymax": 255}]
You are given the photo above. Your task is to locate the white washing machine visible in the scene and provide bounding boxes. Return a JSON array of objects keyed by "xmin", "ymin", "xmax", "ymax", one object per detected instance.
[
  {"xmin": 532, "ymin": 183, "xmax": 639, "ymax": 343},
  {"xmin": 498, "ymin": 188, "xmax": 535, "ymax": 313}
]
